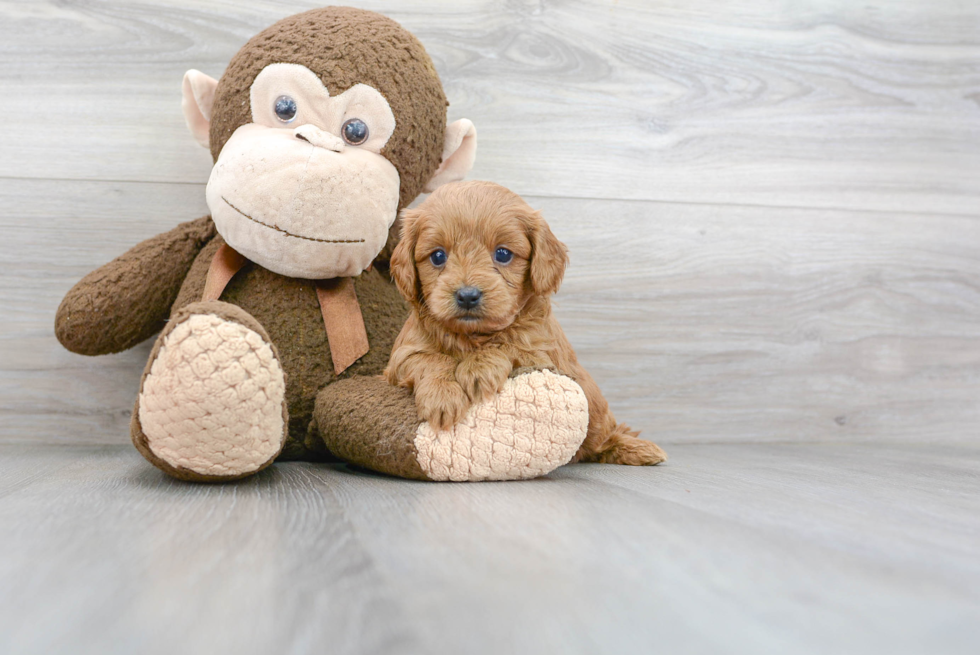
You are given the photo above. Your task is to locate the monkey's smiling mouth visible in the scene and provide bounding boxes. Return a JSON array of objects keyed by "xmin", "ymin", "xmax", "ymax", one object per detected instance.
[{"xmin": 222, "ymin": 196, "xmax": 365, "ymax": 244}]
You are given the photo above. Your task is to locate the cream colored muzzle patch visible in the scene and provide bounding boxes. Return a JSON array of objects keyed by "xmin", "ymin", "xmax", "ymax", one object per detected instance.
[
  {"xmin": 207, "ymin": 124, "xmax": 400, "ymax": 279},
  {"xmin": 138, "ymin": 313, "xmax": 286, "ymax": 477},
  {"xmin": 414, "ymin": 370, "xmax": 589, "ymax": 481}
]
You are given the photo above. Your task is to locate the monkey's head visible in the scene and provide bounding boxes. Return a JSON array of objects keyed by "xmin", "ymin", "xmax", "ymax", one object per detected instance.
[{"xmin": 181, "ymin": 7, "xmax": 476, "ymax": 279}]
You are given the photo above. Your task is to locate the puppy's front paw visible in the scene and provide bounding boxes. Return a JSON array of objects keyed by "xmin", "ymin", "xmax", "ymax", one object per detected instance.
[
  {"xmin": 415, "ymin": 380, "xmax": 471, "ymax": 431},
  {"xmin": 455, "ymin": 354, "xmax": 511, "ymax": 404}
]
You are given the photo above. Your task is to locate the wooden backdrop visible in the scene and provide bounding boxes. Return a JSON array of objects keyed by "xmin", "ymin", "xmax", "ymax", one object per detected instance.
[{"xmin": 1, "ymin": 0, "xmax": 978, "ymax": 447}]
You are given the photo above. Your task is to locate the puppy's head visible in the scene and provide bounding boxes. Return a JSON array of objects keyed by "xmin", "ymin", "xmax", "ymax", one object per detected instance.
[{"xmin": 390, "ymin": 181, "xmax": 568, "ymax": 334}]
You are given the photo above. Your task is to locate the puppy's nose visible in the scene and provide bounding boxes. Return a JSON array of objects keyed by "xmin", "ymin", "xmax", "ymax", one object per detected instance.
[{"xmin": 455, "ymin": 286, "xmax": 483, "ymax": 310}]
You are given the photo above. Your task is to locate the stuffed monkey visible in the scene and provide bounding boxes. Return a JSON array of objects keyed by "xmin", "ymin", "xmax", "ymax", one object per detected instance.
[{"xmin": 55, "ymin": 7, "xmax": 589, "ymax": 482}]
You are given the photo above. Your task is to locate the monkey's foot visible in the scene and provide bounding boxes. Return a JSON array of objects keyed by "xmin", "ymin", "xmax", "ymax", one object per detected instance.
[
  {"xmin": 132, "ymin": 301, "xmax": 288, "ymax": 482},
  {"xmin": 314, "ymin": 369, "xmax": 588, "ymax": 482},
  {"xmin": 415, "ymin": 369, "xmax": 589, "ymax": 481}
]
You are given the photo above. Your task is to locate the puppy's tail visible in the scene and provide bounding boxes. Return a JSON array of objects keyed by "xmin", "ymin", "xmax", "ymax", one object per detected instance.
[{"xmin": 583, "ymin": 422, "xmax": 667, "ymax": 466}]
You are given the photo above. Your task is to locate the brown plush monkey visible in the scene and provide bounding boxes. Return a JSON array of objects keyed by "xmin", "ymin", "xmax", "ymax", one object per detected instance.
[{"xmin": 55, "ymin": 7, "xmax": 589, "ymax": 482}]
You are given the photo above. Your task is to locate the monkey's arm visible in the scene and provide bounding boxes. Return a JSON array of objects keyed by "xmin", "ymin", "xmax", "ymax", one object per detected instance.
[{"xmin": 55, "ymin": 216, "xmax": 217, "ymax": 356}]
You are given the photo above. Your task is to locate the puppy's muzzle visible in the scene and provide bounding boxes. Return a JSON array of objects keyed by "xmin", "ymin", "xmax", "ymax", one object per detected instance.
[{"xmin": 455, "ymin": 286, "xmax": 483, "ymax": 310}]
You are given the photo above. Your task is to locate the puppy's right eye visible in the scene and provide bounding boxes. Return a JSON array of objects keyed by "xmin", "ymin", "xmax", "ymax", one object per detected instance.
[
  {"xmin": 429, "ymin": 249, "xmax": 447, "ymax": 267},
  {"xmin": 494, "ymin": 247, "xmax": 514, "ymax": 264}
]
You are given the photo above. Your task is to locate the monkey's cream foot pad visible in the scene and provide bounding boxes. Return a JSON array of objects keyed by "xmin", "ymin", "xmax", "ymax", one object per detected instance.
[
  {"xmin": 414, "ymin": 370, "xmax": 589, "ymax": 481},
  {"xmin": 137, "ymin": 311, "xmax": 287, "ymax": 479}
]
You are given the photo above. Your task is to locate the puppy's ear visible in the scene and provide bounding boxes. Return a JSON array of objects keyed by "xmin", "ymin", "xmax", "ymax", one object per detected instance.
[
  {"xmin": 390, "ymin": 208, "xmax": 422, "ymax": 305},
  {"xmin": 527, "ymin": 210, "xmax": 569, "ymax": 296}
]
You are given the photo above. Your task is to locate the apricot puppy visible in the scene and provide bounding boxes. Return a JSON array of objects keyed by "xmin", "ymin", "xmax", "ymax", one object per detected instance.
[{"xmin": 384, "ymin": 181, "xmax": 666, "ymax": 466}]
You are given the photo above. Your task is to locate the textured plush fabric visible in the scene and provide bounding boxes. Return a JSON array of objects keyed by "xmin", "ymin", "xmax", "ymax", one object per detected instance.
[
  {"xmin": 423, "ymin": 119, "xmax": 478, "ymax": 193},
  {"xmin": 55, "ymin": 216, "xmax": 215, "ymax": 355},
  {"xmin": 208, "ymin": 6, "xmax": 448, "ymax": 212},
  {"xmin": 182, "ymin": 69, "xmax": 218, "ymax": 147},
  {"xmin": 249, "ymin": 64, "xmax": 397, "ymax": 152},
  {"xmin": 173, "ymin": 235, "xmax": 409, "ymax": 460},
  {"xmin": 204, "ymin": 245, "xmax": 370, "ymax": 376},
  {"xmin": 131, "ymin": 301, "xmax": 288, "ymax": 482},
  {"xmin": 208, "ymin": 123, "xmax": 401, "ymax": 278},
  {"xmin": 138, "ymin": 308, "xmax": 287, "ymax": 477},
  {"xmin": 314, "ymin": 370, "xmax": 589, "ymax": 482},
  {"xmin": 312, "ymin": 375, "xmax": 431, "ymax": 481},
  {"xmin": 207, "ymin": 61, "xmax": 404, "ymax": 279},
  {"xmin": 414, "ymin": 370, "xmax": 589, "ymax": 481}
]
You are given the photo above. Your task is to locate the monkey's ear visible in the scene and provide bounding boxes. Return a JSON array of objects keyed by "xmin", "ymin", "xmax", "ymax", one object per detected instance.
[
  {"xmin": 390, "ymin": 208, "xmax": 423, "ymax": 305},
  {"xmin": 423, "ymin": 119, "xmax": 477, "ymax": 193},
  {"xmin": 528, "ymin": 212, "xmax": 569, "ymax": 297},
  {"xmin": 182, "ymin": 69, "xmax": 219, "ymax": 149}
]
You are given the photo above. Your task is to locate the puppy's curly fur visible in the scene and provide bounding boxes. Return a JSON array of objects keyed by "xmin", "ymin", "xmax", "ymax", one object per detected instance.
[{"xmin": 384, "ymin": 181, "xmax": 666, "ymax": 466}]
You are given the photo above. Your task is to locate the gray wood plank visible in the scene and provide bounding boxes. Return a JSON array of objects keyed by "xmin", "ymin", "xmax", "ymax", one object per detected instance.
[
  {"xmin": 0, "ymin": 179, "xmax": 208, "ymax": 444},
  {"xmin": 4, "ymin": 178, "xmax": 977, "ymax": 445},
  {"xmin": 548, "ymin": 196, "xmax": 980, "ymax": 445},
  {"xmin": 0, "ymin": 1, "xmax": 978, "ymax": 213},
  {"xmin": 326, "ymin": 442, "xmax": 980, "ymax": 654},
  {"xmin": 0, "ymin": 442, "xmax": 977, "ymax": 654},
  {"xmin": 0, "ymin": 445, "xmax": 423, "ymax": 655}
]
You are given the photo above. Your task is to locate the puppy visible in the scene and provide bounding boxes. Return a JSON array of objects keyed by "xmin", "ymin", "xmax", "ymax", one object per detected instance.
[{"xmin": 384, "ymin": 181, "xmax": 666, "ymax": 466}]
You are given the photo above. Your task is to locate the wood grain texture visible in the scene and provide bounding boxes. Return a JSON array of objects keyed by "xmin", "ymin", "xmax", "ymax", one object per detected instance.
[
  {"xmin": 0, "ymin": 178, "xmax": 207, "ymax": 443},
  {"xmin": 0, "ymin": 442, "xmax": 977, "ymax": 654},
  {"xmin": 546, "ymin": 196, "xmax": 980, "ymax": 444},
  {"xmin": 0, "ymin": 0, "xmax": 978, "ymax": 213}
]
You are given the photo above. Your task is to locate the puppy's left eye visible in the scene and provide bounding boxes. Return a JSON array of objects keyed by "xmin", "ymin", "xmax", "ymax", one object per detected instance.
[{"xmin": 494, "ymin": 247, "xmax": 514, "ymax": 264}]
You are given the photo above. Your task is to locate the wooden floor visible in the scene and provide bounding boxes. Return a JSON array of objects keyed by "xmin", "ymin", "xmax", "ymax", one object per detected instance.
[
  {"xmin": 1, "ymin": 442, "xmax": 978, "ymax": 654},
  {"xmin": 1, "ymin": 1, "xmax": 978, "ymax": 653}
]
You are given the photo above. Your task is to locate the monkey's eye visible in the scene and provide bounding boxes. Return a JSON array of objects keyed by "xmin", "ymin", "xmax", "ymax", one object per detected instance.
[
  {"xmin": 342, "ymin": 118, "xmax": 369, "ymax": 145},
  {"xmin": 494, "ymin": 247, "xmax": 514, "ymax": 264},
  {"xmin": 429, "ymin": 249, "xmax": 447, "ymax": 267},
  {"xmin": 274, "ymin": 95, "xmax": 298, "ymax": 123}
]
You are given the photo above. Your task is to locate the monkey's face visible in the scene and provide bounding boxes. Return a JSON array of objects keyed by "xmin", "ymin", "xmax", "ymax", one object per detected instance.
[{"xmin": 205, "ymin": 64, "xmax": 401, "ymax": 279}]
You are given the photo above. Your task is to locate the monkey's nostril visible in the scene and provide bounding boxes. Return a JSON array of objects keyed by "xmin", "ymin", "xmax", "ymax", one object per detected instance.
[
  {"xmin": 455, "ymin": 286, "xmax": 482, "ymax": 310},
  {"xmin": 293, "ymin": 125, "xmax": 345, "ymax": 152}
]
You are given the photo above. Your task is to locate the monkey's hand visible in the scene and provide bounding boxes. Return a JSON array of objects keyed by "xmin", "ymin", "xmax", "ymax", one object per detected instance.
[
  {"xmin": 55, "ymin": 216, "xmax": 216, "ymax": 356},
  {"xmin": 455, "ymin": 346, "xmax": 514, "ymax": 405}
]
